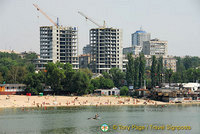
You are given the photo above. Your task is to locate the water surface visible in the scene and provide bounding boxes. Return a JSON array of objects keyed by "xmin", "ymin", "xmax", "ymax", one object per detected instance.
[{"xmin": 0, "ymin": 104, "xmax": 199, "ymax": 134}]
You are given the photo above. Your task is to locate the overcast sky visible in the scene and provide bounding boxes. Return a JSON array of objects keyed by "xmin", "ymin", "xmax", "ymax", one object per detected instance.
[{"xmin": 0, "ymin": 0, "xmax": 200, "ymax": 56}]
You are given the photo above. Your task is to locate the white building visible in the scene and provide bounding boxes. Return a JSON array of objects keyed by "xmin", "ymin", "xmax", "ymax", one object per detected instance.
[
  {"xmin": 143, "ymin": 38, "xmax": 168, "ymax": 56},
  {"xmin": 123, "ymin": 46, "xmax": 142, "ymax": 55},
  {"xmin": 90, "ymin": 28, "xmax": 123, "ymax": 73},
  {"xmin": 94, "ymin": 87, "xmax": 120, "ymax": 96}
]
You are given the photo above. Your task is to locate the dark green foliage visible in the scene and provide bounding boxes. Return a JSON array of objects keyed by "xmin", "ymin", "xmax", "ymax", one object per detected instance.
[
  {"xmin": 0, "ymin": 52, "xmax": 36, "ymax": 83},
  {"xmin": 126, "ymin": 53, "xmax": 134, "ymax": 86},
  {"xmin": 165, "ymin": 68, "xmax": 173, "ymax": 86},
  {"xmin": 99, "ymin": 76, "xmax": 114, "ymax": 89},
  {"xmin": 138, "ymin": 53, "xmax": 146, "ymax": 88},
  {"xmin": 24, "ymin": 73, "xmax": 43, "ymax": 95},
  {"xmin": 151, "ymin": 56, "xmax": 157, "ymax": 87},
  {"xmin": 120, "ymin": 86, "xmax": 129, "ymax": 96},
  {"xmin": 45, "ymin": 62, "xmax": 65, "ymax": 94},
  {"xmin": 134, "ymin": 57, "xmax": 139, "ymax": 88},
  {"xmin": 71, "ymin": 71, "xmax": 90, "ymax": 95},
  {"xmin": 109, "ymin": 68, "xmax": 125, "ymax": 88},
  {"xmin": 157, "ymin": 56, "xmax": 163, "ymax": 87}
]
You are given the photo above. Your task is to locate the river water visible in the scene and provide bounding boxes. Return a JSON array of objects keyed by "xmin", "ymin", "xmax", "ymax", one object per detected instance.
[{"xmin": 0, "ymin": 104, "xmax": 199, "ymax": 134}]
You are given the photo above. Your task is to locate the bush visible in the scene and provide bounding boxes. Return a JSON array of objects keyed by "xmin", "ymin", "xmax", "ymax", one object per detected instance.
[{"xmin": 120, "ymin": 86, "xmax": 129, "ymax": 96}]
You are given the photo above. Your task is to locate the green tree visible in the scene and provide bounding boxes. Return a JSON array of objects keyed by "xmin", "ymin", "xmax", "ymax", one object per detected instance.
[
  {"xmin": 120, "ymin": 86, "xmax": 129, "ymax": 96},
  {"xmin": 165, "ymin": 69, "xmax": 173, "ymax": 86},
  {"xmin": 62, "ymin": 63, "xmax": 75, "ymax": 92},
  {"xmin": 102, "ymin": 72, "xmax": 111, "ymax": 79},
  {"xmin": 151, "ymin": 55, "xmax": 157, "ymax": 88},
  {"xmin": 126, "ymin": 53, "xmax": 134, "ymax": 86},
  {"xmin": 24, "ymin": 73, "xmax": 43, "ymax": 95},
  {"xmin": 71, "ymin": 71, "xmax": 90, "ymax": 95},
  {"xmin": 134, "ymin": 57, "xmax": 139, "ymax": 89},
  {"xmin": 138, "ymin": 53, "xmax": 146, "ymax": 88},
  {"xmin": 80, "ymin": 68, "xmax": 93, "ymax": 79},
  {"xmin": 157, "ymin": 56, "xmax": 163, "ymax": 87},
  {"xmin": 109, "ymin": 68, "xmax": 125, "ymax": 88},
  {"xmin": 46, "ymin": 62, "xmax": 65, "ymax": 94},
  {"xmin": 0, "ymin": 72, "xmax": 3, "ymax": 83},
  {"xmin": 90, "ymin": 78, "xmax": 100, "ymax": 89},
  {"xmin": 99, "ymin": 76, "xmax": 114, "ymax": 89}
]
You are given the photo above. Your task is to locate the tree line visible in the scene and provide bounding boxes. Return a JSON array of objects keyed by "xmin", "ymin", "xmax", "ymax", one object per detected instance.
[{"xmin": 1, "ymin": 52, "xmax": 200, "ymax": 95}]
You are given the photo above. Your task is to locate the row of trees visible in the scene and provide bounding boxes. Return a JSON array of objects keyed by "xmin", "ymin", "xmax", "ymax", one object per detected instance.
[
  {"xmin": 126, "ymin": 53, "xmax": 146, "ymax": 88},
  {"xmin": 0, "ymin": 52, "xmax": 37, "ymax": 84},
  {"xmin": 24, "ymin": 62, "xmax": 125, "ymax": 95},
  {"xmin": 1, "ymin": 52, "xmax": 200, "ymax": 95}
]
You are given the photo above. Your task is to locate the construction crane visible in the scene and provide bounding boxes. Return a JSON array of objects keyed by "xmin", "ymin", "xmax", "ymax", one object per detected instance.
[
  {"xmin": 78, "ymin": 11, "xmax": 106, "ymax": 28},
  {"xmin": 33, "ymin": 4, "xmax": 59, "ymax": 27}
]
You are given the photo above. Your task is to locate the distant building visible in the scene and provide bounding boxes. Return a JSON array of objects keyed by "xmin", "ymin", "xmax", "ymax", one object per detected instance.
[
  {"xmin": 79, "ymin": 54, "xmax": 91, "ymax": 68},
  {"xmin": 143, "ymin": 38, "xmax": 168, "ymax": 56},
  {"xmin": 123, "ymin": 46, "xmax": 142, "ymax": 55},
  {"xmin": 35, "ymin": 26, "xmax": 79, "ymax": 70},
  {"xmin": 0, "ymin": 84, "xmax": 26, "ymax": 95},
  {"xmin": 145, "ymin": 55, "xmax": 177, "ymax": 72},
  {"xmin": 19, "ymin": 51, "xmax": 40, "ymax": 59},
  {"xmin": 122, "ymin": 54, "xmax": 177, "ymax": 72},
  {"xmin": 90, "ymin": 28, "xmax": 123, "ymax": 73},
  {"xmin": 123, "ymin": 47, "xmax": 134, "ymax": 55},
  {"xmin": 83, "ymin": 44, "xmax": 92, "ymax": 54},
  {"xmin": 0, "ymin": 50, "xmax": 20, "ymax": 54},
  {"xmin": 94, "ymin": 87, "xmax": 120, "ymax": 96},
  {"xmin": 132, "ymin": 27, "xmax": 151, "ymax": 47}
]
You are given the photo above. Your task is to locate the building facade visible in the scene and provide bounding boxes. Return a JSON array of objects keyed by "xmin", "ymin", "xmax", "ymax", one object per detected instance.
[
  {"xmin": 132, "ymin": 28, "xmax": 151, "ymax": 47},
  {"xmin": 143, "ymin": 38, "xmax": 168, "ymax": 56},
  {"xmin": 122, "ymin": 54, "xmax": 176, "ymax": 72},
  {"xmin": 90, "ymin": 28, "xmax": 123, "ymax": 73},
  {"xmin": 123, "ymin": 46, "xmax": 142, "ymax": 55},
  {"xmin": 79, "ymin": 54, "xmax": 91, "ymax": 68},
  {"xmin": 83, "ymin": 44, "xmax": 92, "ymax": 54},
  {"xmin": 35, "ymin": 26, "xmax": 79, "ymax": 70}
]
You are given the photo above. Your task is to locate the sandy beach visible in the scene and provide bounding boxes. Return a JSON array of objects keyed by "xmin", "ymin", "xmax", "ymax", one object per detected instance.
[
  {"xmin": 0, "ymin": 95, "xmax": 199, "ymax": 108},
  {"xmin": 0, "ymin": 95, "xmax": 169, "ymax": 108}
]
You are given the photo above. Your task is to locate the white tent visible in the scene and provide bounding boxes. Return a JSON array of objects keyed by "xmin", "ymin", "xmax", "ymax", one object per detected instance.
[{"xmin": 183, "ymin": 83, "xmax": 200, "ymax": 91}]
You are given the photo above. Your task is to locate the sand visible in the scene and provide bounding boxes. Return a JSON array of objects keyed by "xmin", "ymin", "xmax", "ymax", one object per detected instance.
[
  {"xmin": 0, "ymin": 95, "xmax": 198, "ymax": 108},
  {"xmin": 0, "ymin": 95, "xmax": 166, "ymax": 108}
]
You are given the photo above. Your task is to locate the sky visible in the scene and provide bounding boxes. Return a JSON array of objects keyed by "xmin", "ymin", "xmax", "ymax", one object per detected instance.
[{"xmin": 0, "ymin": 0, "xmax": 200, "ymax": 56}]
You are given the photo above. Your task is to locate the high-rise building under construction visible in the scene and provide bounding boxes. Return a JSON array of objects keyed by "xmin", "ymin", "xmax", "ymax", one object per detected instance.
[
  {"xmin": 90, "ymin": 28, "xmax": 123, "ymax": 73},
  {"xmin": 36, "ymin": 26, "xmax": 79, "ymax": 70}
]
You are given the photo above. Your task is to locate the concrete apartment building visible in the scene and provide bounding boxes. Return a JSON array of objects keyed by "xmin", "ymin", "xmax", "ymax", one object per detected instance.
[
  {"xmin": 143, "ymin": 38, "xmax": 168, "ymax": 56},
  {"xmin": 35, "ymin": 26, "xmax": 79, "ymax": 70},
  {"xmin": 90, "ymin": 28, "xmax": 123, "ymax": 73},
  {"xmin": 132, "ymin": 28, "xmax": 151, "ymax": 47}
]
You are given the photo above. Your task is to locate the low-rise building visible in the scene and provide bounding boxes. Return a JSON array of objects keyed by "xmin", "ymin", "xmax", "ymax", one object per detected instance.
[
  {"xmin": 94, "ymin": 87, "xmax": 120, "ymax": 96},
  {"xmin": 0, "ymin": 84, "xmax": 26, "ymax": 95},
  {"xmin": 79, "ymin": 54, "xmax": 91, "ymax": 68},
  {"xmin": 123, "ymin": 46, "xmax": 142, "ymax": 55}
]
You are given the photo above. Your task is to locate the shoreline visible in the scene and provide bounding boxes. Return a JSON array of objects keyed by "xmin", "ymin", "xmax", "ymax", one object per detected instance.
[{"xmin": 0, "ymin": 95, "xmax": 199, "ymax": 109}]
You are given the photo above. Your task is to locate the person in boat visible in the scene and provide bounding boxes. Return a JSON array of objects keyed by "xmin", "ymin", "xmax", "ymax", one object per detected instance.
[{"xmin": 88, "ymin": 114, "xmax": 99, "ymax": 120}]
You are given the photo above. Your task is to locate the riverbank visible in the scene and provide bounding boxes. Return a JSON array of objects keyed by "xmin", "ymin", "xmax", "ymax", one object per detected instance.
[
  {"xmin": 0, "ymin": 95, "xmax": 199, "ymax": 108},
  {"xmin": 0, "ymin": 95, "xmax": 166, "ymax": 108}
]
